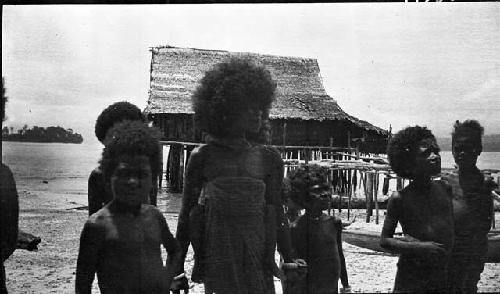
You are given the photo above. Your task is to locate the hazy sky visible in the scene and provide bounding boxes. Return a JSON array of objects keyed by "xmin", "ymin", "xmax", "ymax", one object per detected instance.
[{"xmin": 2, "ymin": 3, "xmax": 499, "ymax": 144}]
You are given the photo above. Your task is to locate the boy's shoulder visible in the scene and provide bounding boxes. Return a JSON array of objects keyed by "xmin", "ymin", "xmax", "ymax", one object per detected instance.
[
  {"xmin": 323, "ymin": 213, "xmax": 341, "ymax": 222},
  {"xmin": 88, "ymin": 204, "xmax": 164, "ymax": 223},
  {"xmin": 188, "ymin": 144, "xmax": 211, "ymax": 163},
  {"xmin": 291, "ymin": 214, "xmax": 341, "ymax": 225},
  {"xmin": 397, "ymin": 180, "xmax": 451, "ymax": 193},
  {"xmin": 259, "ymin": 145, "xmax": 282, "ymax": 161},
  {"xmin": 389, "ymin": 189, "xmax": 404, "ymax": 201},
  {"xmin": 321, "ymin": 214, "xmax": 343, "ymax": 228},
  {"xmin": 140, "ymin": 204, "xmax": 163, "ymax": 216},
  {"xmin": 87, "ymin": 205, "xmax": 113, "ymax": 224}
]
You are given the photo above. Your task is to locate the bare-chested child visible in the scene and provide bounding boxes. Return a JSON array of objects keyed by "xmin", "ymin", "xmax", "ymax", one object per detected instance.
[
  {"xmin": 75, "ymin": 120, "xmax": 181, "ymax": 294},
  {"xmin": 444, "ymin": 120, "xmax": 495, "ymax": 293},
  {"xmin": 285, "ymin": 164, "xmax": 350, "ymax": 294},
  {"xmin": 88, "ymin": 101, "xmax": 157, "ymax": 216},
  {"xmin": 380, "ymin": 126, "xmax": 454, "ymax": 293}
]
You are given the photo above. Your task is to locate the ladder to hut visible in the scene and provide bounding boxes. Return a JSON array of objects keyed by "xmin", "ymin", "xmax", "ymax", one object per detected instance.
[{"xmin": 158, "ymin": 141, "xmax": 499, "ymax": 227}]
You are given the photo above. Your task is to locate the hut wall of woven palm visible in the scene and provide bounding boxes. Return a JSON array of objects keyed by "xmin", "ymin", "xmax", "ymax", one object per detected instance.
[{"xmin": 145, "ymin": 45, "xmax": 388, "ymax": 154}]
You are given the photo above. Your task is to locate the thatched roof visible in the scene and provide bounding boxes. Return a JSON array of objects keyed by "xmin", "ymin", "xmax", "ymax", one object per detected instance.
[{"xmin": 145, "ymin": 45, "xmax": 387, "ymax": 135}]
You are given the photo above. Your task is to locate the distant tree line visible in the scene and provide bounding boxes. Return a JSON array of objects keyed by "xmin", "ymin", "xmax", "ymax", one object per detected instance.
[{"xmin": 2, "ymin": 125, "xmax": 83, "ymax": 144}]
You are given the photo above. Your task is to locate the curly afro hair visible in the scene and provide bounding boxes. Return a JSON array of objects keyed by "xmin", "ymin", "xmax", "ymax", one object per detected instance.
[
  {"xmin": 192, "ymin": 58, "xmax": 277, "ymax": 139},
  {"xmin": 95, "ymin": 101, "xmax": 145, "ymax": 143},
  {"xmin": 285, "ymin": 164, "xmax": 329, "ymax": 209},
  {"xmin": 452, "ymin": 119, "xmax": 484, "ymax": 147},
  {"xmin": 99, "ymin": 120, "xmax": 161, "ymax": 184},
  {"xmin": 387, "ymin": 126, "xmax": 436, "ymax": 179}
]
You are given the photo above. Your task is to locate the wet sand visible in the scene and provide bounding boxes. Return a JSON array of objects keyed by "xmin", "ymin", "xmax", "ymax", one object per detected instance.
[{"xmin": 4, "ymin": 190, "xmax": 500, "ymax": 293}]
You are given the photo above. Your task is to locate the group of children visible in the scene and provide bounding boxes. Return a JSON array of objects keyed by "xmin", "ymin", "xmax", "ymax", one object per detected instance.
[{"xmin": 72, "ymin": 58, "xmax": 496, "ymax": 294}]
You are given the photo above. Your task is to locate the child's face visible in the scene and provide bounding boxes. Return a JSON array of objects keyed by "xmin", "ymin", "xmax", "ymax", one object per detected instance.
[
  {"xmin": 452, "ymin": 133, "xmax": 480, "ymax": 169},
  {"xmin": 305, "ymin": 180, "xmax": 332, "ymax": 213},
  {"xmin": 412, "ymin": 138, "xmax": 441, "ymax": 178},
  {"xmin": 111, "ymin": 154, "xmax": 152, "ymax": 207}
]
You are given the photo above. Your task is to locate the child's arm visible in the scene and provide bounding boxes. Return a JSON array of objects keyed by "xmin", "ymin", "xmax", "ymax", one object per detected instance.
[
  {"xmin": 75, "ymin": 220, "xmax": 104, "ymax": 294},
  {"xmin": 266, "ymin": 147, "xmax": 294, "ymax": 263},
  {"xmin": 158, "ymin": 211, "xmax": 182, "ymax": 290},
  {"xmin": 336, "ymin": 219, "xmax": 349, "ymax": 289}
]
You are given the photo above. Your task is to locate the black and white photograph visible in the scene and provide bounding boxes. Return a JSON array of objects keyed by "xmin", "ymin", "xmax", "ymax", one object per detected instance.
[{"xmin": 2, "ymin": 2, "xmax": 500, "ymax": 293}]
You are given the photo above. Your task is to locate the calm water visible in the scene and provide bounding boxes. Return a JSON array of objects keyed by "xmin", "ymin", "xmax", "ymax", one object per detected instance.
[
  {"xmin": 2, "ymin": 141, "xmax": 500, "ymax": 196},
  {"xmin": 2, "ymin": 141, "xmax": 102, "ymax": 196}
]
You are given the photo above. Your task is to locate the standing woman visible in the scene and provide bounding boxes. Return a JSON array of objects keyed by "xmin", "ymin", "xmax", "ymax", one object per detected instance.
[
  {"xmin": 445, "ymin": 120, "xmax": 495, "ymax": 293},
  {"xmin": 174, "ymin": 58, "xmax": 295, "ymax": 294}
]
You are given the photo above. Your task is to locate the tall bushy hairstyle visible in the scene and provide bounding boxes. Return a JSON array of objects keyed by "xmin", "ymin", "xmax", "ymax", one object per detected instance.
[
  {"xmin": 100, "ymin": 120, "xmax": 161, "ymax": 183},
  {"xmin": 192, "ymin": 58, "xmax": 277, "ymax": 138},
  {"xmin": 452, "ymin": 119, "xmax": 484, "ymax": 147},
  {"xmin": 286, "ymin": 164, "xmax": 329, "ymax": 208},
  {"xmin": 387, "ymin": 126, "xmax": 436, "ymax": 179},
  {"xmin": 95, "ymin": 101, "xmax": 145, "ymax": 143}
]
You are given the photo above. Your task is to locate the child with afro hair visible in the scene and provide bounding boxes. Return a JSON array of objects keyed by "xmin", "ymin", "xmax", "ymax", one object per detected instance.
[
  {"xmin": 444, "ymin": 120, "xmax": 496, "ymax": 293},
  {"xmin": 88, "ymin": 101, "xmax": 158, "ymax": 216},
  {"xmin": 284, "ymin": 164, "xmax": 350, "ymax": 294},
  {"xmin": 174, "ymin": 58, "xmax": 298, "ymax": 294},
  {"xmin": 76, "ymin": 120, "xmax": 181, "ymax": 294},
  {"xmin": 380, "ymin": 126, "xmax": 454, "ymax": 293}
]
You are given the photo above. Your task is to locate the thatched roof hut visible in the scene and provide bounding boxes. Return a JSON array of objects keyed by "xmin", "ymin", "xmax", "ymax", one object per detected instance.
[{"xmin": 145, "ymin": 45, "xmax": 388, "ymax": 154}]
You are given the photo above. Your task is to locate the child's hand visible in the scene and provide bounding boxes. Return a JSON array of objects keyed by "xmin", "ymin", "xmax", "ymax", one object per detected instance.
[
  {"xmin": 170, "ymin": 273, "xmax": 189, "ymax": 294},
  {"xmin": 340, "ymin": 285, "xmax": 352, "ymax": 293},
  {"xmin": 281, "ymin": 259, "xmax": 307, "ymax": 282}
]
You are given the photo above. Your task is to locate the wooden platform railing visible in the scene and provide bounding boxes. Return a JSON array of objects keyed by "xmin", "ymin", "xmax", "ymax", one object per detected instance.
[{"xmin": 158, "ymin": 140, "xmax": 500, "ymax": 226}]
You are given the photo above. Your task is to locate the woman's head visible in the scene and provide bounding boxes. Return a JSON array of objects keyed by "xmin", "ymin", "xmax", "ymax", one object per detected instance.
[
  {"xmin": 452, "ymin": 120, "xmax": 483, "ymax": 169},
  {"xmin": 387, "ymin": 126, "xmax": 440, "ymax": 179},
  {"xmin": 192, "ymin": 58, "xmax": 276, "ymax": 139},
  {"xmin": 95, "ymin": 101, "xmax": 145, "ymax": 143},
  {"xmin": 286, "ymin": 164, "xmax": 332, "ymax": 212}
]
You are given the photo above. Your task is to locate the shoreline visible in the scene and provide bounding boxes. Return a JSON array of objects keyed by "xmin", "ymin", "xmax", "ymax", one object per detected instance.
[{"xmin": 4, "ymin": 190, "xmax": 500, "ymax": 293}]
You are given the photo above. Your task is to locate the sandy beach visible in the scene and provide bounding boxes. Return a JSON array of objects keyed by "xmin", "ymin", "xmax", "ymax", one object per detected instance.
[{"xmin": 4, "ymin": 189, "xmax": 500, "ymax": 294}]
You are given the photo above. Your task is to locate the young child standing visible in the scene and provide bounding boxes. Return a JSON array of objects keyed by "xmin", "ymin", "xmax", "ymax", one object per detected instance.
[
  {"xmin": 88, "ymin": 101, "xmax": 157, "ymax": 216},
  {"xmin": 75, "ymin": 120, "xmax": 181, "ymax": 294},
  {"xmin": 444, "ymin": 120, "xmax": 495, "ymax": 294},
  {"xmin": 285, "ymin": 164, "xmax": 350, "ymax": 294}
]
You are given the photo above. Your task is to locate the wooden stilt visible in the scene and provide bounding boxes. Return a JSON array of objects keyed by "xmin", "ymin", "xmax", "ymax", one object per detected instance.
[
  {"xmin": 374, "ymin": 172, "xmax": 380, "ymax": 225},
  {"xmin": 178, "ymin": 145, "xmax": 185, "ymax": 192},
  {"xmin": 347, "ymin": 170, "xmax": 353, "ymax": 221},
  {"xmin": 363, "ymin": 172, "xmax": 368, "ymax": 223},
  {"xmin": 158, "ymin": 145, "xmax": 163, "ymax": 189},
  {"xmin": 168, "ymin": 144, "xmax": 181, "ymax": 192},
  {"xmin": 396, "ymin": 177, "xmax": 403, "ymax": 191}
]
